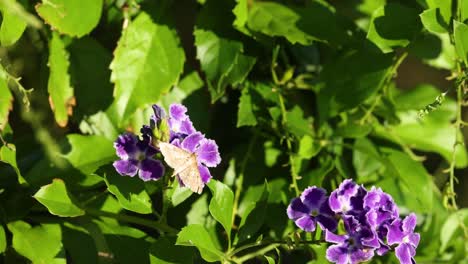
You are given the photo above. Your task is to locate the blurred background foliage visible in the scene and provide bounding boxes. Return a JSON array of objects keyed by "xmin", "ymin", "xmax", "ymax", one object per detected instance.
[{"xmin": 0, "ymin": 0, "xmax": 467, "ymax": 263}]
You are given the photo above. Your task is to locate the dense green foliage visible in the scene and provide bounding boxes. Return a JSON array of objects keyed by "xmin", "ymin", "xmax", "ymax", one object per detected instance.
[{"xmin": 0, "ymin": 0, "xmax": 467, "ymax": 263}]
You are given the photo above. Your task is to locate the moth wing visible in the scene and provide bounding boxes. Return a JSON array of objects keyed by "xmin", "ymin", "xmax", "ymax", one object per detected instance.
[
  {"xmin": 178, "ymin": 155, "xmax": 203, "ymax": 194},
  {"xmin": 159, "ymin": 142, "xmax": 191, "ymax": 170},
  {"xmin": 159, "ymin": 142, "xmax": 203, "ymax": 194}
]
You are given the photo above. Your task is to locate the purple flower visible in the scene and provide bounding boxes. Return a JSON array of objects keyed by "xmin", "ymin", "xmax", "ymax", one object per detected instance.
[
  {"xmin": 113, "ymin": 133, "xmax": 165, "ymax": 181},
  {"xmin": 325, "ymin": 216, "xmax": 379, "ymax": 264},
  {"xmin": 171, "ymin": 132, "xmax": 221, "ymax": 186},
  {"xmin": 287, "ymin": 187, "xmax": 338, "ymax": 232},
  {"xmin": 387, "ymin": 214, "xmax": 420, "ymax": 264},
  {"xmin": 363, "ymin": 187, "xmax": 400, "ymax": 255},
  {"xmin": 168, "ymin": 104, "xmax": 196, "ymax": 140},
  {"xmin": 329, "ymin": 179, "xmax": 367, "ymax": 217}
]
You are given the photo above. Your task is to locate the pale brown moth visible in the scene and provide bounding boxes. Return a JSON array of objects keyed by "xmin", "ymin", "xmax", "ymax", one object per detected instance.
[{"xmin": 158, "ymin": 142, "xmax": 203, "ymax": 194}]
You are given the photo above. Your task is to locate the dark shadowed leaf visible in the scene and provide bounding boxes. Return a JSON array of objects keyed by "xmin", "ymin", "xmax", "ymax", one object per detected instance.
[{"xmin": 367, "ymin": 3, "xmax": 421, "ymax": 53}]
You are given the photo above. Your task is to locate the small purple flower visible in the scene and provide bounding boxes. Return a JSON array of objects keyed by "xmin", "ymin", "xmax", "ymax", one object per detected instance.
[
  {"xmin": 168, "ymin": 104, "xmax": 196, "ymax": 140},
  {"xmin": 325, "ymin": 216, "xmax": 378, "ymax": 264},
  {"xmin": 113, "ymin": 133, "xmax": 165, "ymax": 181},
  {"xmin": 329, "ymin": 179, "xmax": 367, "ymax": 216},
  {"xmin": 171, "ymin": 132, "xmax": 221, "ymax": 186},
  {"xmin": 387, "ymin": 214, "xmax": 420, "ymax": 264},
  {"xmin": 287, "ymin": 187, "xmax": 338, "ymax": 232}
]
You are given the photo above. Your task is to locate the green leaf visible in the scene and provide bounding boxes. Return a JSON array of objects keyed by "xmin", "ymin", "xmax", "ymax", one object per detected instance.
[
  {"xmin": 353, "ymin": 138, "xmax": 382, "ymax": 182},
  {"xmin": 176, "ymin": 224, "xmax": 223, "ymax": 262},
  {"xmin": 298, "ymin": 135, "xmax": 321, "ymax": 159},
  {"xmin": 8, "ymin": 221, "xmax": 63, "ymax": 263},
  {"xmin": 237, "ymin": 85, "xmax": 257, "ymax": 127},
  {"xmin": 36, "ymin": 0, "xmax": 103, "ymax": 37},
  {"xmin": 233, "ymin": 0, "xmax": 248, "ymax": 34},
  {"xmin": 426, "ymin": 0, "xmax": 452, "ymax": 25},
  {"xmin": 169, "ymin": 179, "xmax": 193, "ymax": 207},
  {"xmin": 195, "ymin": 0, "xmax": 255, "ymax": 102},
  {"xmin": 0, "ymin": 125, "xmax": 25, "ymax": 184},
  {"xmin": 104, "ymin": 171, "xmax": 152, "ymax": 214},
  {"xmin": 0, "ymin": 64, "xmax": 13, "ymax": 130},
  {"xmin": 440, "ymin": 209, "xmax": 468, "ymax": 252},
  {"xmin": 247, "ymin": 1, "xmax": 347, "ymax": 45},
  {"xmin": 237, "ymin": 181, "xmax": 269, "ymax": 244},
  {"xmin": 454, "ymin": 21, "xmax": 468, "ymax": 66},
  {"xmin": 0, "ymin": 1, "xmax": 27, "ymax": 46},
  {"xmin": 79, "ymin": 111, "xmax": 118, "ymax": 141},
  {"xmin": 375, "ymin": 87, "xmax": 468, "ymax": 168},
  {"xmin": 33, "ymin": 178, "xmax": 84, "ymax": 217},
  {"xmin": 110, "ymin": 10, "xmax": 185, "ymax": 124},
  {"xmin": 0, "ymin": 225, "xmax": 5, "ymax": 254},
  {"xmin": 64, "ymin": 134, "xmax": 115, "ymax": 175},
  {"xmin": 367, "ymin": 3, "xmax": 421, "ymax": 53},
  {"xmin": 286, "ymin": 105, "xmax": 312, "ymax": 138},
  {"xmin": 318, "ymin": 49, "xmax": 392, "ymax": 121},
  {"xmin": 420, "ymin": 8, "xmax": 448, "ymax": 34},
  {"xmin": 150, "ymin": 236, "xmax": 195, "ymax": 264},
  {"xmin": 207, "ymin": 180, "xmax": 234, "ymax": 237},
  {"xmin": 47, "ymin": 32, "xmax": 74, "ymax": 127},
  {"xmin": 381, "ymin": 149, "xmax": 433, "ymax": 212}
]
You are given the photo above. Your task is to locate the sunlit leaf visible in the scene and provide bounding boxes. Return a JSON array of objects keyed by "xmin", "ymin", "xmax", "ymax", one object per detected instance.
[
  {"xmin": 36, "ymin": 0, "xmax": 103, "ymax": 37},
  {"xmin": 47, "ymin": 32, "xmax": 74, "ymax": 127},
  {"xmin": 176, "ymin": 224, "xmax": 223, "ymax": 262},
  {"xmin": 110, "ymin": 10, "xmax": 185, "ymax": 124},
  {"xmin": 33, "ymin": 178, "xmax": 84, "ymax": 217}
]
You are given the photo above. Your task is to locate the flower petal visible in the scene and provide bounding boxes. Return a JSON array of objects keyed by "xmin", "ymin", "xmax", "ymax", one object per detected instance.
[
  {"xmin": 196, "ymin": 139, "xmax": 221, "ymax": 167},
  {"xmin": 316, "ymin": 215, "xmax": 338, "ymax": 232},
  {"xmin": 113, "ymin": 159, "xmax": 138, "ymax": 177},
  {"xmin": 169, "ymin": 104, "xmax": 188, "ymax": 121},
  {"xmin": 301, "ymin": 186, "xmax": 327, "ymax": 211},
  {"xmin": 326, "ymin": 244, "xmax": 350, "ymax": 264},
  {"xmin": 387, "ymin": 218, "xmax": 404, "ymax": 245},
  {"xmin": 151, "ymin": 104, "xmax": 166, "ymax": 123},
  {"xmin": 408, "ymin": 233, "xmax": 420, "ymax": 247},
  {"xmin": 114, "ymin": 133, "xmax": 138, "ymax": 159},
  {"xmin": 287, "ymin": 198, "xmax": 309, "ymax": 220},
  {"xmin": 325, "ymin": 230, "xmax": 347, "ymax": 244},
  {"xmin": 138, "ymin": 159, "xmax": 165, "ymax": 181},
  {"xmin": 349, "ymin": 248, "xmax": 374, "ymax": 264},
  {"xmin": 181, "ymin": 132, "xmax": 204, "ymax": 153},
  {"xmin": 198, "ymin": 165, "xmax": 212, "ymax": 184},
  {"xmin": 402, "ymin": 213, "xmax": 417, "ymax": 234},
  {"xmin": 295, "ymin": 215, "xmax": 316, "ymax": 232},
  {"xmin": 179, "ymin": 119, "xmax": 196, "ymax": 135},
  {"xmin": 395, "ymin": 243, "xmax": 414, "ymax": 264}
]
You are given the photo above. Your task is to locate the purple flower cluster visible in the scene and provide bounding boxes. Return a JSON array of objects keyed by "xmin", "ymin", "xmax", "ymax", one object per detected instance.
[
  {"xmin": 112, "ymin": 104, "xmax": 221, "ymax": 192},
  {"xmin": 287, "ymin": 180, "xmax": 420, "ymax": 264}
]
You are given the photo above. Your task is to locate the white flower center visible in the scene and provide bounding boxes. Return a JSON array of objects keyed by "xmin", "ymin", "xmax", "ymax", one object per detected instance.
[{"xmin": 402, "ymin": 235, "xmax": 410, "ymax": 244}]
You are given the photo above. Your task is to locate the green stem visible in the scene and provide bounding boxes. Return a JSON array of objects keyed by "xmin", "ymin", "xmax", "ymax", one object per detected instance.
[
  {"xmin": 231, "ymin": 239, "xmax": 325, "ymax": 263},
  {"xmin": 234, "ymin": 244, "xmax": 280, "ymax": 263},
  {"xmin": 86, "ymin": 208, "xmax": 178, "ymax": 234},
  {"xmin": 278, "ymin": 93, "xmax": 300, "ymax": 196}
]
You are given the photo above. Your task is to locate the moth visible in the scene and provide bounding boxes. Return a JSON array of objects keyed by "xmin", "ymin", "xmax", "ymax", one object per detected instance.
[{"xmin": 158, "ymin": 142, "xmax": 203, "ymax": 194}]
